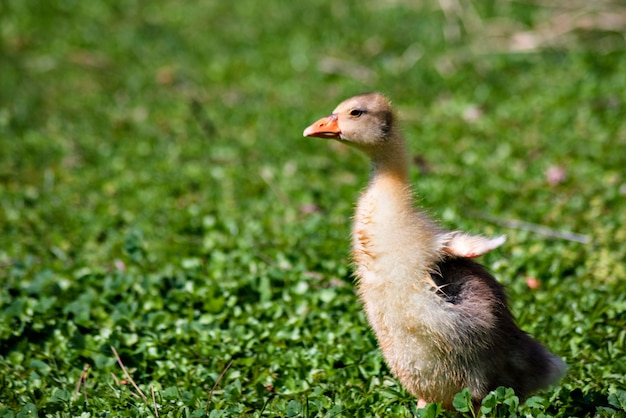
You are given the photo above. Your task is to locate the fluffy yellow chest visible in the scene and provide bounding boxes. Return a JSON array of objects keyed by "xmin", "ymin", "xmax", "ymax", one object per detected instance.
[{"xmin": 352, "ymin": 173, "xmax": 444, "ymax": 287}]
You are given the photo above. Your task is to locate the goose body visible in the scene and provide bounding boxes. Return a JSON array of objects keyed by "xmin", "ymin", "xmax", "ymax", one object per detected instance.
[{"xmin": 303, "ymin": 93, "xmax": 565, "ymax": 408}]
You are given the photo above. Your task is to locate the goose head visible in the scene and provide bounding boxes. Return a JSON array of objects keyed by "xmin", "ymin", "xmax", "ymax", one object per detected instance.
[{"xmin": 303, "ymin": 92, "xmax": 397, "ymax": 149}]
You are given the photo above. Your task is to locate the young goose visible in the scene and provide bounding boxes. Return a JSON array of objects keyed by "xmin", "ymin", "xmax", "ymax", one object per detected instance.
[{"xmin": 303, "ymin": 93, "xmax": 565, "ymax": 408}]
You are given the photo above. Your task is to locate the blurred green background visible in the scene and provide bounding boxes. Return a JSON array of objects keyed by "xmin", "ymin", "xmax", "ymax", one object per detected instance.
[{"xmin": 1, "ymin": 1, "xmax": 625, "ymax": 416}]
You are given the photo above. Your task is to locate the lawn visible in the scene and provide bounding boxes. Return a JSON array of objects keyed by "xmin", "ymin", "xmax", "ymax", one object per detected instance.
[{"xmin": 1, "ymin": 1, "xmax": 625, "ymax": 416}]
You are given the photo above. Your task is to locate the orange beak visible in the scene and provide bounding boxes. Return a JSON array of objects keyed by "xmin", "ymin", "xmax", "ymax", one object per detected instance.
[{"xmin": 303, "ymin": 114, "xmax": 341, "ymax": 139}]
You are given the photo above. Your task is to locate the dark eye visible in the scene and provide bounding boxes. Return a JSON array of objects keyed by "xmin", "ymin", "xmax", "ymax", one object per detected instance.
[{"xmin": 349, "ymin": 109, "xmax": 364, "ymax": 117}]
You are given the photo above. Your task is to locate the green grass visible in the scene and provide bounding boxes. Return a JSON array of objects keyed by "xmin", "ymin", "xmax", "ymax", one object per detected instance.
[{"xmin": 1, "ymin": 1, "xmax": 626, "ymax": 416}]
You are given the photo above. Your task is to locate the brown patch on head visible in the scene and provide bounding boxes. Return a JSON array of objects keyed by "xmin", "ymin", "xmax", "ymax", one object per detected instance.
[{"xmin": 379, "ymin": 108, "xmax": 393, "ymax": 137}]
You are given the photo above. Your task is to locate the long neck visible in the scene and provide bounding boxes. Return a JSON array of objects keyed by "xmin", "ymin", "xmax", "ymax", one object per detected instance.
[
  {"xmin": 367, "ymin": 139, "xmax": 410, "ymax": 185},
  {"xmin": 357, "ymin": 137, "xmax": 415, "ymax": 223}
]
